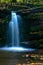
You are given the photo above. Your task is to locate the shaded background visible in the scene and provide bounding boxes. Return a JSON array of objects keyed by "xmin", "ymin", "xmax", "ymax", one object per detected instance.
[{"xmin": 0, "ymin": 0, "xmax": 43, "ymax": 49}]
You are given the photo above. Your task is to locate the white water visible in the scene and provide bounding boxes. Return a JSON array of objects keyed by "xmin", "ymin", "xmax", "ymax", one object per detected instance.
[
  {"xmin": 0, "ymin": 11, "xmax": 35, "ymax": 52},
  {"xmin": 9, "ymin": 11, "xmax": 19, "ymax": 46},
  {"xmin": 0, "ymin": 47, "xmax": 35, "ymax": 52}
]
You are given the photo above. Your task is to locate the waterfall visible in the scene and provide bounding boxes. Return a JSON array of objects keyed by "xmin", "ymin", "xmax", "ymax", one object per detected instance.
[
  {"xmin": 9, "ymin": 11, "xmax": 19, "ymax": 46},
  {"xmin": 0, "ymin": 11, "xmax": 35, "ymax": 52}
]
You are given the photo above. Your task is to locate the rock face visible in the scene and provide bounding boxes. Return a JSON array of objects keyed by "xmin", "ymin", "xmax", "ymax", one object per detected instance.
[{"xmin": 0, "ymin": 10, "xmax": 11, "ymax": 47}]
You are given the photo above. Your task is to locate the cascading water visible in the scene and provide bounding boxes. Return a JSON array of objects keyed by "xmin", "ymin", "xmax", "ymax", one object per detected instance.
[
  {"xmin": 0, "ymin": 11, "xmax": 35, "ymax": 52},
  {"xmin": 9, "ymin": 11, "xmax": 19, "ymax": 46}
]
